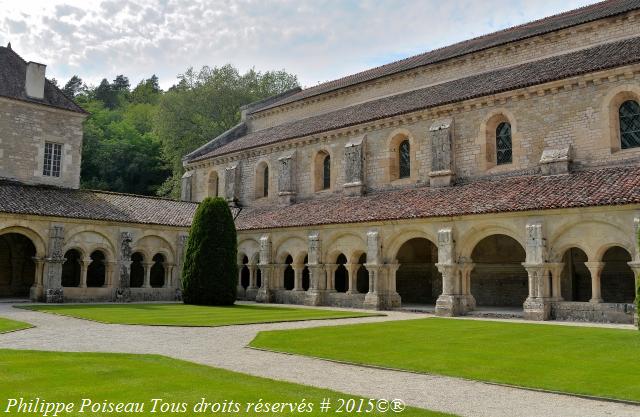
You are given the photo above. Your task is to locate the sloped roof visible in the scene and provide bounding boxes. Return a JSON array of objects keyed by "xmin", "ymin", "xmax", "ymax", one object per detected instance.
[
  {"xmin": 252, "ymin": 0, "xmax": 640, "ymax": 113},
  {"xmin": 235, "ymin": 166, "xmax": 640, "ymax": 231},
  {"xmin": 0, "ymin": 45, "xmax": 87, "ymax": 114},
  {"xmin": 0, "ymin": 180, "xmax": 196, "ymax": 227},
  {"xmin": 188, "ymin": 35, "xmax": 640, "ymax": 163}
]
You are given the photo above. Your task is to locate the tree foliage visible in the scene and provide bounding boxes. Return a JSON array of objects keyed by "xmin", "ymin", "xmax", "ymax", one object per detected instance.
[
  {"xmin": 182, "ymin": 197, "xmax": 237, "ymax": 306},
  {"xmin": 64, "ymin": 64, "xmax": 298, "ymax": 197},
  {"xmin": 154, "ymin": 65, "xmax": 299, "ymax": 198}
]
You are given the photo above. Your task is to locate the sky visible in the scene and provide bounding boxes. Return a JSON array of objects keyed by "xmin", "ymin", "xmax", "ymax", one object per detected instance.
[{"xmin": 0, "ymin": 0, "xmax": 601, "ymax": 90}]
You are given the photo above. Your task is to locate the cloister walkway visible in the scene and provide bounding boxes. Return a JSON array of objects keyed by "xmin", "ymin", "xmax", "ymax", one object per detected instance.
[{"xmin": 0, "ymin": 302, "xmax": 637, "ymax": 417}]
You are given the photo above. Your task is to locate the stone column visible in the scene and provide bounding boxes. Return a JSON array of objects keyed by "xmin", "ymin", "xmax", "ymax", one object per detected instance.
[
  {"xmin": 142, "ymin": 262, "xmax": 152, "ymax": 288},
  {"xmin": 256, "ymin": 264, "xmax": 274, "ymax": 303},
  {"xmin": 43, "ymin": 225, "xmax": 65, "ymax": 303},
  {"xmin": 293, "ymin": 264, "xmax": 304, "ymax": 291},
  {"xmin": 522, "ymin": 221, "xmax": 552, "ymax": 320},
  {"xmin": 115, "ymin": 231, "xmax": 133, "ymax": 302},
  {"xmin": 79, "ymin": 259, "xmax": 89, "ymax": 288},
  {"xmin": 346, "ymin": 263, "xmax": 359, "ymax": 294},
  {"xmin": 105, "ymin": 261, "xmax": 116, "ymax": 287},
  {"xmin": 547, "ymin": 262, "xmax": 564, "ymax": 301},
  {"xmin": 459, "ymin": 260, "xmax": 476, "ymax": 311},
  {"xmin": 164, "ymin": 263, "xmax": 175, "ymax": 288},
  {"xmin": 29, "ymin": 258, "xmax": 45, "ymax": 301},
  {"xmin": 237, "ymin": 265, "xmax": 245, "ymax": 295},
  {"xmin": 248, "ymin": 265, "xmax": 257, "ymax": 289},
  {"xmin": 585, "ymin": 261, "xmax": 604, "ymax": 303},
  {"xmin": 363, "ymin": 264, "xmax": 381, "ymax": 309},
  {"xmin": 324, "ymin": 264, "xmax": 338, "ymax": 292},
  {"xmin": 435, "ymin": 263, "xmax": 462, "ymax": 316},
  {"xmin": 305, "ymin": 232, "xmax": 326, "ymax": 306}
]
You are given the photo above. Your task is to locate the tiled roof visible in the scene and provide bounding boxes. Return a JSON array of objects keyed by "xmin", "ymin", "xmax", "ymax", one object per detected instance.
[
  {"xmin": 252, "ymin": 0, "xmax": 640, "ymax": 113},
  {"xmin": 234, "ymin": 166, "xmax": 640, "ymax": 231},
  {"xmin": 189, "ymin": 36, "xmax": 640, "ymax": 162},
  {"xmin": 0, "ymin": 45, "xmax": 87, "ymax": 114},
  {"xmin": 0, "ymin": 181, "xmax": 197, "ymax": 227}
]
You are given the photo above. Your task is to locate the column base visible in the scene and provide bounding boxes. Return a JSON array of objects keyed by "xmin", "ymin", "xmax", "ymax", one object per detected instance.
[
  {"xmin": 363, "ymin": 292, "xmax": 381, "ymax": 310},
  {"xmin": 30, "ymin": 285, "xmax": 44, "ymax": 302},
  {"xmin": 114, "ymin": 288, "xmax": 131, "ymax": 303},
  {"xmin": 523, "ymin": 297, "xmax": 551, "ymax": 321},
  {"xmin": 435, "ymin": 294, "xmax": 474, "ymax": 317},
  {"xmin": 256, "ymin": 288, "xmax": 273, "ymax": 303},
  {"xmin": 589, "ymin": 298, "xmax": 603, "ymax": 303},
  {"xmin": 304, "ymin": 289, "xmax": 326, "ymax": 306},
  {"xmin": 45, "ymin": 288, "xmax": 64, "ymax": 303}
]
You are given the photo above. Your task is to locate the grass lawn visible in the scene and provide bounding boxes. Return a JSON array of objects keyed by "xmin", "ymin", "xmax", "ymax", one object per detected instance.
[
  {"xmin": 250, "ymin": 318, "xmax": 640, "ymax": 402},
  {"xmin": 19, "ymin": 303, "xmax": 378, "ymax": 327},
  {"xmin": 0, "ymin": 317, "xmax": 32, "ymax": 333},
  {"xmin": 0, "ymin": 349, "xmax": 451, "ymax": 417}
]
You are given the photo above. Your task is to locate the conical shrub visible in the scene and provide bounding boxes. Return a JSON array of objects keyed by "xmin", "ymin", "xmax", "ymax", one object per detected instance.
[{"xmin": 182, "ymin": 197, "xmax": 237, "ymax": 305}]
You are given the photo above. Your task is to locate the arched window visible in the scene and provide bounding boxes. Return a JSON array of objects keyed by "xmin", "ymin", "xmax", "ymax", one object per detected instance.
[
  {"xmin": 86, "ymin": 250, "xmax": 106, "ymax": 287},
  {"xmin": 255, "ymin": 162, "xmax": 269, "ymax": 199},
  {"xmin": 399, "ymin": 140, "xmax": 410, "ymax": 178},
  {"xmin": 323, "ymin": 155, "xmax": 331, "ymax": 190},
  {"xmin": 61, "ymin": 249, "xmax": 81, "ymax": 287},
  {"xmin": 208, "ymin": 171, "xmax": 219, "ymax": 197},
  {"xmin": 130, "ymin": 252, "xmax": 144, "ymax": 288},
  {"xmin": 619, "ymin": 100, "xmax": 640, "ymax": 149},
  {"xmin": 263, "ymin": 166, "xmax": 269, "ymax": 197},
  {"xmin": 150, "ymin": 253, "xmax": 165, "ymax": 288},
  {"xmin": 496, "ymin": 122, "xmax": 512, "ymax": 165}
]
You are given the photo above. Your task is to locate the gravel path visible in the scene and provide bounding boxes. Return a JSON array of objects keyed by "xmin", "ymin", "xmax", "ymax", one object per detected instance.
[{"xmin": 0, "ymin": 303, "xmax": 638, "ymax": 417}]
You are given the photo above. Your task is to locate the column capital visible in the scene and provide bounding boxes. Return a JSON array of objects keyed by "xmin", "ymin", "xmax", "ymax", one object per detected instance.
[{"xmin": 584, "ymin": 261, "xmax": 605, "ymax": 272}]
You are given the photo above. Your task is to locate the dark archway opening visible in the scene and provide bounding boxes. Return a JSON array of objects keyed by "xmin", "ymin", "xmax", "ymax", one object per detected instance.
[
  {"xmin": 302, "ymin": 255, "xmax": 310, "ymax": 291},
  {"xmin": 0, "ymin": 233, "xmax": 36, "ymax": 297},
  {"xmin": 356, "ymin": 253, "xmax": 369, "ymax": 293},
  {"xmin": 150, "ymin": 253, "xmax": 165, "ymax": 288},
  {"xmin": 396, "ymin": 238, "xmax": 440, "ymax": 304},
  {"xmin": 61, "ymin": 249, "xmax": 81, "ymax": 287},
  {"xmin": 241, "ymin": 255, "xmax": 250, "ymax": 289},
  {"xmin": 283, "ymin": 255, "xmax": 294, "ymax": 290},
  {"xmin": 335, "ymin": 254, "xmax": 348, "ymax": 293},
  {"xmin": 470, "ymin": 234, "xmax": 527, "ymax": 307},
  {"xmin": 601, "ymin": 246, "xmax": 634, "ymax": 303},
  {"xmin": 86, "ymin": 250, "xmax": 106, "ymax": 287},
  {"xmin": 560, "ymin": 248, "xmax": 590, "ymax": 301},
  {"xmin": 130, "ymin": 252, "xmax": 144, "ymax": 288}
]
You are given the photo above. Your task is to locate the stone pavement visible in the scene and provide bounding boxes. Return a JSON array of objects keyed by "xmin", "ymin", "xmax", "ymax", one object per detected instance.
[{"xmin": 0, "ymin": 303, "xmax": 638, "ymax": 417}]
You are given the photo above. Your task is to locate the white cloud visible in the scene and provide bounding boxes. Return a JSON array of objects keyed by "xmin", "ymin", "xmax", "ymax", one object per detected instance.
[{"xmin": 0, "ymin": 0, "xmax": 600, "ymax": 90}]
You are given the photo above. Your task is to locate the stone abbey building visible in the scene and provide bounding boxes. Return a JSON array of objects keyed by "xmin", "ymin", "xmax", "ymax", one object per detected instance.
[
  {"xmin": 2, "ymin": 0, "xmax": 640, "ymax": 324},
  {"xmin": 0, "ymin": 44, "xmax": 197, "ymax": 303},
  {"xmin": 181, "ymin": 0, "xmax": 640, "ymax": 323}
]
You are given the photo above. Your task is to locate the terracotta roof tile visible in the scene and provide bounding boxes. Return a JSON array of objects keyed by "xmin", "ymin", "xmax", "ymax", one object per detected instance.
[
  {"xmin": 190, "ymin": 36, "xmax": 640, "ymax": 162},
  {"xmin": 234, "ymin": 166, "xmax": 640, "ymax": 231},
  {"xmin": 253, "ymin": 0, "xmax": 640, "ymax": 113},
  {"xmin": 0, "ymin": 181, "xmax": 197, "ymax": 227}
]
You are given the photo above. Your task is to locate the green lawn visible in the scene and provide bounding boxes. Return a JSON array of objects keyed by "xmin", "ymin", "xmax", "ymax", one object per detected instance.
[
  {"xmin": 0, "ymin": 317, "xmax": 32, "ymax": 333},
  {"xmin": 19, "ymin": 303, "xmax": 378, "ymax": 327},
  {"xmin": 0, "ymin": 349, "xmax": 451, "ymax": 416},
  {"xmin": 250, "ymin": 318, "xmax": 640, "ymax": 402}
]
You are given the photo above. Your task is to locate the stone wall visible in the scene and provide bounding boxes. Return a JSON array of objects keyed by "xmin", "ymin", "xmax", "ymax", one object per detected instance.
[
  {"xmin": 551, "ymin": 301, "xmax": 635, "ymax": 324},
  {"xmin": 189, "ymin": 70, "xmax": 640, "ymax": 205},
  {"xmin": 247, "ymin": 9, "xmax": 640, "ymax": 131},
  {"xmin": 0, "ymin": 98, "xmax": 85, "ymax": 189}
]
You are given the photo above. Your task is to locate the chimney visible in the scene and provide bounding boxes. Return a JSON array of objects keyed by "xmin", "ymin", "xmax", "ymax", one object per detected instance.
[{"xmin": 25, "ymin": 61, "xmax": 46, "ymax": 99}]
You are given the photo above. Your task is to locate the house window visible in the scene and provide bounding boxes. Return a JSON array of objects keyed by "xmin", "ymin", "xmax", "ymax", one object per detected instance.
[
  {"xmin": 496, "ymin": 122, "xmax": 512, "ymax": 165},
  {"xmin": 619, "ymin": 100, "xmax": 640, "ymax": 149},
  {"xmin": 399, "ymin": 140, "xmax": 411, "ymax": 178},
  {"xmin": 43, "ymin": 142, "xmax": 62, "ymax": 177},
  {"xmin": 322, "ymin": 155, "xmax": 331, "ymax": 190}
]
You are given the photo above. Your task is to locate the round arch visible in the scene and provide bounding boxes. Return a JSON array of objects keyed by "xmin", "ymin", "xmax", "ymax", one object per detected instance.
[
  {"xmin": 386, "ymin": 229, "xmax": 438, "ymax": 262},
  {"xmin": 459, "ymin": 225, "xmax": 524, "ymax": 260},
  {"xmin": 0, "ymin": 226, "xmax": 46, "ymax": 257}
]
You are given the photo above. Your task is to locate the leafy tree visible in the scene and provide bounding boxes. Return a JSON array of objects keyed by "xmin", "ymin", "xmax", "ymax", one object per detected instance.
[
  {"xmin": 112, "ymin": 74, "xmax": 130, "ymax": 93},
  {"xmin": 182, "ymin": 197, "xmax": 237, "ymax": 306},
  {"xmin": 62, "ymin": 75, "xmax": 84, "ymax": 98},
  {"xmin": 155, "ymin": 65, "xmax": 299, "ymax": 197},
  {"xmin": 131, "ymin": 75, "xmax": 161, "ymax": 104},
  {"xmin": 94, "ymin": 79, "xmax": 120, "ymax": 109}
]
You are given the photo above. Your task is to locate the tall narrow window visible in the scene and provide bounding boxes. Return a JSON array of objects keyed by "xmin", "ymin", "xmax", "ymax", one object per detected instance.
[
  {"xmin": 399, "ymin": 140, "xmax": 411, "ymax": 178},
  {"xmin": 322, "ymin": 155, "xmax": 331, "ymax": 190},
  {"xmin": 496, "ymin": 122, "xmax": 512, "ymax": 165},
  {"xmin": 619, "ymin": 100, "xmax": 640, "ymax": 149},
  {"xmin": 263, "ymin": 166, "xmax": 269, "ymax": 197},
  {"xmin": 43, "ymin": 142, "xmax": 62, "ymax": 177}
]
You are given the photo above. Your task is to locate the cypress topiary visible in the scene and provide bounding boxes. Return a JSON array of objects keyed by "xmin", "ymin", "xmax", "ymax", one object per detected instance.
[{"xmin": 182, "ymin": 197, "xmax": 237, "ymax": 305}]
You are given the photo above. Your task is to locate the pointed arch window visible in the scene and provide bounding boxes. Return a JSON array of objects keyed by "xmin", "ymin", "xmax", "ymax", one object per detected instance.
[
  {"xmin": 620, "ymin": 100, "xmax": 640, "ymax": 149},
  {"xmin": 399, "ymin": 140, "xmax": 411, "ymax": 179},
  {"xmin": 322, "ymin": 155, "xmax": 331, "ymax": 190},
  {"xmin": 496, "ymin": 122, "xmax": 512, "ymax": 165}
]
